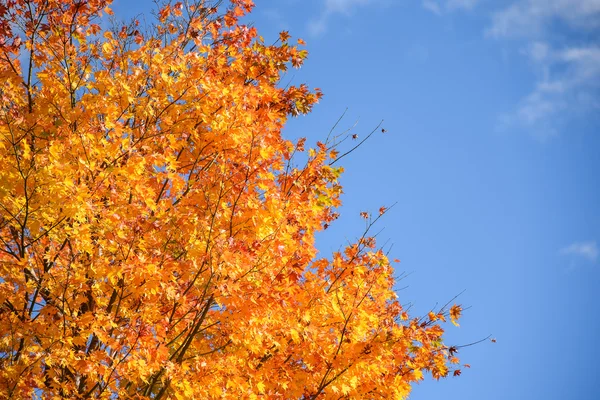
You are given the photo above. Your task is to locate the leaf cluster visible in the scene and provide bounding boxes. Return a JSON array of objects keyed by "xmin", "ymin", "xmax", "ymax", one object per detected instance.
[{"xmin": 0, "ymin": 1, "xmax": 463, "ymax": 398}]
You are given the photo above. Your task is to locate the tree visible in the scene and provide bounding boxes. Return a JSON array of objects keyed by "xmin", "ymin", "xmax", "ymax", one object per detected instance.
[{"xmin": 0, "ymin": 0, "xmax": 464, "ymax": 398}]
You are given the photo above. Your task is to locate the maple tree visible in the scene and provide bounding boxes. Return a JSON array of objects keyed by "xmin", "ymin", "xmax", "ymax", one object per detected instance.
[{"xmin": 0, "ymin": 0, "xmax": 466, "ymax": 398}]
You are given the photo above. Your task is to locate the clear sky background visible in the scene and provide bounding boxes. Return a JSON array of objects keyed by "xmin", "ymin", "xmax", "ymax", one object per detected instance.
[{"xmin": 114, "ymin": 1, "xmax": 600, "ymax": 398}]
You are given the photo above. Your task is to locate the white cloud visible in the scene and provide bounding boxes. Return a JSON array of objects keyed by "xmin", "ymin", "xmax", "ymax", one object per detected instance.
[
  {"xmin": 487, "ymin": 0, "xmax": 600, "ymax": 136},
  {"xmin": 308, "ymin": 0, "xmax": 378, "ymax": 35},
  {"xmin": 422, "ymin": 0, "xmax": 479, "ymax": 15},
  {"xmin": 488, "ymin": 0, "xmax": 600, "ymax": 38},
  {"xmin": 561, "ymin": 241, "xmax": 599, "ymax": 262},
  {"xmin": 325, "ymin": 0, "xmax": 372, "ymax": 14},
  {"xmin": 513, "ymin": 44, "xmax": 599, "ymax": 122},
  {"xmin": 501, "ymin": 44, "xmax": 600, "ymax": 135},
  {"xmin": 517, "ymin": 92, "xmax": 565, "ymax": 125},
  {"xmin": 308, "ymin": 17, "xmax": 328, "ymax": 36},
  {"xmin": 560, "ymin": 47, "xmax": 600, "ymax": 80},
  {"xmin": 418, "ymin": 0, "xmax": 599, "ymax": 137},
  {"xmin": 526, "ymin": 42, "xmax": 549, "ymax": 62},
  {"xmin": 422, "ymin": 0, "xmax": 442, "ymax": 15},
  {"xmin": 447, "ymin": 0, "xmax": 479, "ymax": 10}
]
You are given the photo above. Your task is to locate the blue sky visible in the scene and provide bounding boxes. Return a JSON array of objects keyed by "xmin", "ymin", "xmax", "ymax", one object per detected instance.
[
  {"xmin": 113, "ymin": 0, "xmax": 600, "ymax": 398},
  {"xmin": 247, "ymin": 0, "xmax": 600, "ymax": 398}
]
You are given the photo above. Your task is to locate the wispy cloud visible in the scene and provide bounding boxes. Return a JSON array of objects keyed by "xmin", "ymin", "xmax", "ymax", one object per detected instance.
[
  {"xmin": 487, "ymin": 0, "xmax": 600, "ymax": 38},
  {"xmin": 447, "ymin": 0, "xmax": 479, "ymax": 10},
  {"xmin": 561, "ymin": 241, "xmax": 599, "ymax": 263},
  {"xmin": 324, "ymin": 0, "xmax": 373, "ymax": 14},
  {"xmin": 488, "ymin": 0, "xmax": 600, "ymax": 137},
  {"xmin": 422, "ymin": 0, "xmax": 442, "ymax": 15},
  {"xmin": 307, "ymin": 17, "xmax": 328, "ymax": 37},
  {"xmin": 308, "ymin": 0, "xmax": 376, "ymax": 36},
  {"xmin": 422, "ymin": 0, "xmax": 480, "ymax": 15},
  {"xmin": 499, "ymin": 43, "xmax": 600, "ymax": 138}
]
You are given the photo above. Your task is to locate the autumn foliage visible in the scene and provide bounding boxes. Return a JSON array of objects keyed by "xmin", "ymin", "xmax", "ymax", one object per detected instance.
[{"xmin": 0, "ymin": 0, "xmax": 464, "ymax": 398}]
